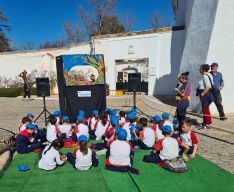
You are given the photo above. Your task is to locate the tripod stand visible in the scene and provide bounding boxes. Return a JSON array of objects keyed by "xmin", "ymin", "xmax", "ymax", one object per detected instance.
[{"xmin": 34, "ymin": 96, "xmax": 52, "ymax": 126}]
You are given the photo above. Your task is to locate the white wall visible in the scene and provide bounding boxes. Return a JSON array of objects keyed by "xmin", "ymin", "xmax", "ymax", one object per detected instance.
[
  {"xmin": 94, "ymin": 32, "xmax": 174, "ymax": 95},
  {"xmin": 0, "ymin": 31, "xmax": 175, "ymax": 97},
  {"xmin": 0, "ymin": 43, "xmax": 91, "ymax": 93},
  {"xmin": 206, "ymin": 0, "xmax": 234, "ymax": 113}
]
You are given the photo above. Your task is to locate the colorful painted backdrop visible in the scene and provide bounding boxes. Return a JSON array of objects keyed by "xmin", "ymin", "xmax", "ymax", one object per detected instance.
[{"xmin": 63, "ymin": 54, "xmax": 105, "ymax": 86}]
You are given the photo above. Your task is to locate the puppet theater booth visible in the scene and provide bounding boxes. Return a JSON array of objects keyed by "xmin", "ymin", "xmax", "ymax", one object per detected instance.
[{"xmin": 56, "ymin": 54, "xmax": 106, "ymax": 122}]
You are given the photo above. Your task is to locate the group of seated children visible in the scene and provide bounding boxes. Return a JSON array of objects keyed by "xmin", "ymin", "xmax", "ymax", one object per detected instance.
[{"xmin": 15, "ymin": 108, "xmax": 198, "ymax": 173}]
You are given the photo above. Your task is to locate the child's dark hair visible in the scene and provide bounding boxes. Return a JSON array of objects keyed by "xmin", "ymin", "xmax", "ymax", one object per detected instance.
[
  {"xmin": 100, "ymin": 112, "xmax": 108, "ymax": 126},
  {"xmin": 79, "ymin": 140, "xmax": 88, "ymax": 155},
  {"xmin": 139, "ymin": 117, "xmax": 148, "ymax": 127},
  {"xmin": 22, "ymin": 116, "xmax": 30, "ymax": 124},
  {"xmin": 182, "ymin": 118, "xmax": 193, "ymax": 127},
  {"xmin": 162, "ymin": 131, "xmax": 171, "ymax": 136},
  {"xmin": 50, "ymin": 116, "xmax": 57, "ymax": 125},
  {"xmin": 44, "ymin": 139, "xmax": 64, "ymax": 155},
  {"xmin": 119, "ymin": 111, "xmax": 126, "ymax": 118}
]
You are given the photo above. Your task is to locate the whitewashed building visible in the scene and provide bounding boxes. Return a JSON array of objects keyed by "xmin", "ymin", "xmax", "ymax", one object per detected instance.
[{"xmin": 0, "ymin": 28, "xmax": 182, "ymax": 96}]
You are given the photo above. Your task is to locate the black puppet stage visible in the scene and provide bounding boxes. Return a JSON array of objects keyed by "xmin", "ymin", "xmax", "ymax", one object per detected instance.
[{"xmin": 56, "ymin": 54, "xmax": 106, "ymax": 122}]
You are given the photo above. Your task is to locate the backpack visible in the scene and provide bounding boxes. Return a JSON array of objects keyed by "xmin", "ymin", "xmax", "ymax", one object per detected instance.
[{"xmin": 160, "ymin": 157, "xmax": 188, "ymax": 173}]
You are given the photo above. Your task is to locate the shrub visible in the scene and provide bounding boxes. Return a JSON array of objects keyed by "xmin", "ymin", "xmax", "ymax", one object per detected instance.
[{"xmin": 0, "ymin": 88, "xmax": 37, "ymax": 97}]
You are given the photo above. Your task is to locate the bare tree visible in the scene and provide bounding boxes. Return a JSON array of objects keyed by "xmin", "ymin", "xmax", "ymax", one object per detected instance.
[
  {"xmin": 123, "ymin": 11, "xmax": 135, "ymax": 32},
  {"xmin": 78, "ymin": 0, "xmax": 125, "ymax": 38},
  {"xmin": 150, "ymin": 10, "xmax": 173, "ymax": 29},
  {"xmin": 63, "ymin": 21, "xmax": 84, "ymax": 43},
  {"xmin": 39, "ymin": 39, "xmax": 66, "ymax": 49},
  {"xmin": 22, "ymin": 41, "xmax": 35, "ymax": 50},
  {"xmin": 150, "ymin": 11, "xmax": 161, "ymax": 29}
]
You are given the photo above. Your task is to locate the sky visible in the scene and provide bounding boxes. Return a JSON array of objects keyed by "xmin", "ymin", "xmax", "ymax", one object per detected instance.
[{"xmin": 0, "ymin": 0, "xmax": 174, "ymax": 48}]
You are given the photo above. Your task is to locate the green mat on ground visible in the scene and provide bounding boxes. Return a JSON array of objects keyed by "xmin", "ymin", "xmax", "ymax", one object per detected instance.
[
  {"xmin": 129, "ymin": 150, "xmax": 234, "ymax": 192},
  {"xmin": 0, "ymin": 146, "xmax": 234, "ymax": 192},
  {"xmin": 0, "ymin": 149, "xmax": 108, "ymax": 192}
]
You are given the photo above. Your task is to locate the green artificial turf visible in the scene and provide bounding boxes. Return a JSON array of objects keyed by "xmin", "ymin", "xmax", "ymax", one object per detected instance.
[
  {"xmin": 0, "ymin": 146, "xmax": 233, "ymax": 192},
  {"xmin": 130, "ymin": 150, "xmax": 234, "ymax": 192},
  {"xmin": 0, "ymin": 148, "xmax": 108, "ymax": 192}
]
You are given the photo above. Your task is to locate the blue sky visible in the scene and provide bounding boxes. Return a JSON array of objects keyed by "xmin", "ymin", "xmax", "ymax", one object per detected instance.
[{"xmin": 0, "ymin": 0, "xmax": 174, "ymax": 48}]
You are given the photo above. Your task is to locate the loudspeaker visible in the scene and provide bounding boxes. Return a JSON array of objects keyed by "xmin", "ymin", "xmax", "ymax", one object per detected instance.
[
  {"xmin": 36, "ymin": 77, "xmax": 50, "ymax": 97},
  {"xmin": 128, "ymin": 73, "xmax": 141, "ymax": 92}
]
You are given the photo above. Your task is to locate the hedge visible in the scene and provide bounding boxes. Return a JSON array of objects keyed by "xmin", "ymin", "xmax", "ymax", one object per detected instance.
[{"xmin": 0, "ymin": 88, "xmax": 37, "ymax": 97}]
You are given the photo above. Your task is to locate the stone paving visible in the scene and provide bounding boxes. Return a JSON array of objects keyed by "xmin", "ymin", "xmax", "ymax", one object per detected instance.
[{"xmin": 0, "ymin": 96, "xmax": 233, "ymax": 174}]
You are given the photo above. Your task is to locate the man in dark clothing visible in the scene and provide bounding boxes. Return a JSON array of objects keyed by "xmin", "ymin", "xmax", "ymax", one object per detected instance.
[{"xmin": 210, "ymin": 63, "xmax": 227, "ymax": 120}]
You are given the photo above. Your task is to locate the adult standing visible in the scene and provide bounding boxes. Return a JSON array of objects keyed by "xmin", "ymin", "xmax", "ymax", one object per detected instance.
[
  {"xmin": 19, "ymin": 70, "xmax": 31, "ymax": 99},
  {"xmin": 210, "ymin": 63, "xmax": 227, "ymax": 120},
  {"xmin": 174, "ymin": 72, "xmax": 191, "ymax": 131},
  {"xmin": 198, "ymin": 64, "xmax": 214, "ymax": 129}
]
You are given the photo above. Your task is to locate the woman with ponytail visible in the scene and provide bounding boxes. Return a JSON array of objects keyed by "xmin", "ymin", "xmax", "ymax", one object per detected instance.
[{"xmin": 38, "ymin": 139, "xmax": 66, "ymax": 170}]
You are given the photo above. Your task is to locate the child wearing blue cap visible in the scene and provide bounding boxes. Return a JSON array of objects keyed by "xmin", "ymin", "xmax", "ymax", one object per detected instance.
[
  {"xmin": 38, "ymin": 139, "xmax": 67, "ymax": 170},
  {"xmin": 53, "ymin": 110, "xmax": 62, "ymax": 125},
  {"xmin": 72, "ymin": 115, "xmax": 89, "ymax": 141},
  {"xmin": 88, "ymin": 109, "xmax": 99, "ymax": 131},
  {"xmin": 143, "ymin": 125, "xmax": 189, "ymax": 164},
  {"xmin": 150, "ymin": 115, "xmax": 164, "ymax": 141},
  {"xmin": 26, "ymin": 113, "xmax": 34, "ymax": 123},
  {"xmin": 160, "ymin": 112, "xmax": 174, "ymax": 132},
  {"xmin": 67, "ymin": 135, "xmax": 98, "ymax": 170},
  {"xmin": 58, "ymin": 116, "xmax": 72, "ymax": 138},
  {"xmin": 105, "ymin": 128, "xmax": 140, "ymax": 175},
  {"xmin": 78, "ymin": 110, "xmax": 89, "ymax": 125},
  {"xmin": 15, "ymin": 124, "xmax": 45, "ymax": 154},
  {"xmin": 122, "ymin": 113, "xmax": 135, "ymax": 141}
]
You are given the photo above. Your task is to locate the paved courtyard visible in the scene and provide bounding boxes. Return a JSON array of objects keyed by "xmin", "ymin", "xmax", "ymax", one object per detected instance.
[{"xmin": 0, "ymin": 96, "xmax": 233, "ymax": 174}]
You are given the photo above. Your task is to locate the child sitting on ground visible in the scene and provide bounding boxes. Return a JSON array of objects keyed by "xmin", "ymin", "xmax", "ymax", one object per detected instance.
[
  {"xmin": 122, "ymin": 113, "xmax": 135, "ymax": 141},
  {"xmin": 73, "ymin": 115, "xmax": 89, "ymax": 141},
  {"xmin": 78, "ymin": 110, "xmax": 88, "ymax": 125},
  {"xmin": 58, "ymin": 116, "xmax": 72, "ymax": 138},
  {"xmin": 18, "ymin": 116, "xmax": 31, "ymax": 132},
  {"xmin": 91, "ymin": 115, "xmax": 118, "ymax": 152},
  {"xmin": 25, "ymin": 113, "xmax": 34, "ymax": 123},
  {"xmin": 133, "ymin": 117, "xmax": 155, "ymax": 149},
  {"xmin": 105, "ymin": 128, "xmax": 140, "ymax": 175},
  {"xmin": 15, "ymin": 124, "xmax": 45, "ymax": 154},
  {"xmin": 38, "ymin": 139, "xmax": 66, "ymax": 170},
  {"xmin": 118, "ymin": 111, "xmax": 126, "ymax": 126},
  {"xmin": 67, "ymin": 135, "xmax": 98, "ymax": 170},
  {"xmin": 88, "ymin": 110, "xmax": 99, "ymax": 131},
  {"xmin": 160, "ymin": 112, "xmax": 174, "ymax": 132},
  {"xmin": 143, "ymin": 125, "xmax": 189, "ymax": 164},
  {"xmin": 53, "ymin": 110, "xmax": 62, "ymax": 125},
  {"xmin": 94, "ymin": 113, "xmax": 110, "ymax": 141},
  {"xmin": 180, "ymin": 119, "xmax": 198, "ymax": 158},
  {"xmin": 150, "ymin": 115, "xmax": 164, "ymax": 141},
  {"xmin": 46, "ymin": 116, "xmax": 61, "ymax": 142},
  {"xmin": 104, "ymin": 108, "xmax": 112, "ymax": 120}
]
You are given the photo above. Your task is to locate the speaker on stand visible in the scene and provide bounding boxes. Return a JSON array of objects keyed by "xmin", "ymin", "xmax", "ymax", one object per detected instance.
[
  {"xmin": 34, "ymin": 77, "xmax": 52, "ymax": 125},
  {"xmin": 128, "ymin": 73, "xmax": 141, "ymax": 109}
]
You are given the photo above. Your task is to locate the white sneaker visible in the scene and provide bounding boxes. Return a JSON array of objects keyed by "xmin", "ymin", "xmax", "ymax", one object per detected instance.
[{"xmin": 96, "ymin": 149, "xmax": 107, "ymax": 155}]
